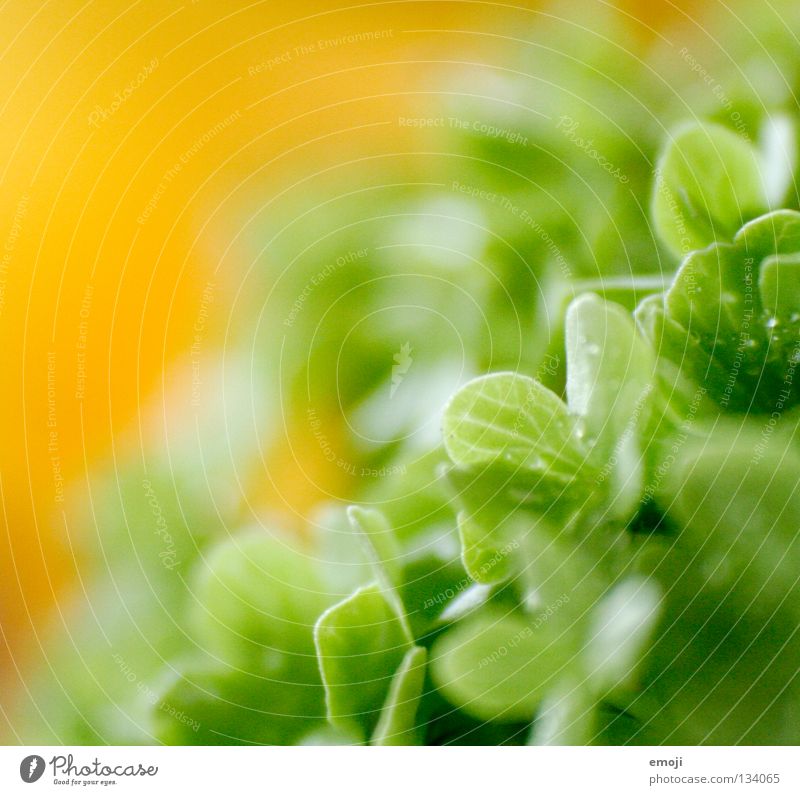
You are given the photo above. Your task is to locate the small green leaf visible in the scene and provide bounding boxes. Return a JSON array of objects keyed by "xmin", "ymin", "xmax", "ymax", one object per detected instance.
[
  {"xmin": 652, "ymin": 122, "xmax": 766, "ymax": 258},
  {"xmin": 759, "ymin": 115, "xmax": 796, "ymax": 208},
  {"xmin": 443, "ymin": 462, "xmax": 534, "ymax": 584},
  {"xmin": 430, "ymin": 607, "xmax": 577, "ymax": 722},
  {"xmin": 759, "ymin": 253, "xmax": 800, "ymax": 320},
  {"xmin": 189, "ymin": 531, "xmax": 330, "ymax": 678},
  {"xmin": 443, "ymin": 372, "xmax": 588, "ymax": 484},
  {"xmin": 529, "ymin": 678, "xmax": 600, "ymax": 745},
  {"xmin": 151, "ymin": 663, "xmax": 323, "ymax": 745},
  {"xmin": 315, "ymin": 583, "xmax": 411, "ymax": 741},
  {"xmin": 347, "ymin": 506, "xmax": 402, "ymax": 586},
  {"xmin": 584, "ymin": 576, "xmax": 661, "ymax": 699},
  {"xmin": 347, "ymin": 506, "xmax": 413, "ymax": 641},
  {"xmin": 456, "ymin": 510, "xmax": 519, "ymax": 584},
  {"xmin": 734, "ymin": 209, "xmax": 800, "ymax": 258},
  {"xmin": 641, "ymin": 428, "xmax": 800, "ymax": 747},
  {"xmin": 666, "ymin": 425, "xmax": 800, "ymax": 616},
  {"xmin": 633, "ymin": 294, "xmax": 713, "ymax": 431},
  {"xmin": 662, "ymin": 242, "xmax": 768, "ymax": 405},
  {"xmin": 649, "ymin": 226, "xmax": 800, "ymax": 411},
  {"xmin": 566, "ymin": 294, "xmax": 656, "ymax": 516},
  {"xmin": 566, "ymin": 294, "xmax": 653, "ymax": 433},
  {"xmin": 442, "ymin": 372, "xmax": 595, "ymax": 586},
  {"xmin": 371, "ymin": 645, "xmax": 427, "ymax": 745},
  {"xmin": 666, "ymin": 242, "xmax": 761, "ymax": 347}
]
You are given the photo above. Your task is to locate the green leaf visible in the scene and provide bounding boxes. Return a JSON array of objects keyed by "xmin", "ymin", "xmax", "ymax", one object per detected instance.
[
  {"xmin": 430, "ymin": 607, "xmax": 579, "ymax": 722},
  {"xmin": 443, "ymin": 462, "xmax": 531, "ymax": 585},
  {"xmin": 566, "ymin": 294, "xmax": 656, "ymax": 516},
  {"xmin": 645, "ymin": 210, "xmax": 800, "ymax": 412},
  {"xmin": 314, "ymin": 583, "xmax": 412, "ymax": 741},
  {"xmin": 643, "ymin": 603, "xmax": 800, "ymax": 744},
  {"xmin": 151, "ymin": 662, "xmax": 323, "ymax": 745},
  {"xmin": 189, "ymin": 531, "xmax": 330, "ymax": 679},
  {"xmin": 640, "ymin": 429, "xmax": 800, "ymax": 747},
  {"xmin": 633, "ymin": 294, "xmax": 714, "ymax": 432},
  {"xmin": 371, "ymin": 645, "xmax": 428, "ymax": 745},
  {"xmin": 395, "ymin": 527, "xmax": 470, "ymax": 637},
  {"xmin": 759, "ymin": 253, "xmax": 800, "ymax": 317},
  {"xmin": 660, "ymin": 242, "xmax": 767, "ymax": 408},
  {"xmin": 734, "ymin": 209, "xmax": 800, "ymax": 258},
  {"xmin": 529, "ymin": 678, "xmax": 600, "ymax": 745},
  {"xmin": 652, "ymin": 122, "xmax": 766, "ymax": 258},
  {"xmin": 566, "ymin": 294, "xmax": 653, "ymax": 434},
  {"xmin": 666, "ymin": 242, "xmax": 760, "ymax": 345},
  {"xmin": 584, "ymin": 576, "xmax": 661, "ymax": 699},
  {"xmin": 666, "ymin": 425, "xmax": 800, "ymax": 616},
  {"xmin": 759, "ymin": 115, "xmax": 796, "ymax": 208},
  {"xmin": 456, "ymin": 509, "xmax": 520, "ymax": 585},
  {"xmin": 347, "ymin": 506, "xmax": 413, "ymax": 642},
  {"xmin": 442, "ymin": 373, "xmax": 596, "ymax": 586},
  {"xmin": 443, "ymin": 372, "xmax": 588, "ymax": 484},
  {"xmin": 347, "ymin": 506, "xmax": 402, "ymax": 586},
  {"xmin": 630, "ymin": 485, "xmax": 800, "ymax": 745}
]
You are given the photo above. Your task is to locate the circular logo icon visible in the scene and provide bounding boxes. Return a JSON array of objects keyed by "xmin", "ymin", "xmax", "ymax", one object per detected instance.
[{"xmin": 19, "ymin": 755, "xmax": 45, "ymax": 783}]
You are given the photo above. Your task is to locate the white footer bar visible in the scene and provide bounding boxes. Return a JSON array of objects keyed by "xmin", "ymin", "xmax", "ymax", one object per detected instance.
[{"xmin": 1, "ymin": 746, "xmax": 795, "ymax": 794}]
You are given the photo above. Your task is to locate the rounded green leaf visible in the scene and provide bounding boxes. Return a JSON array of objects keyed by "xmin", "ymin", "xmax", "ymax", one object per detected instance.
[
  {"xmin": 314, "ymin": 583, "xmax": 411, "ymax": 741},
  {"xmin": 190, "ymin": 530, "xmax": 329, "ymax": 678},
  {"xmin": 443, "ymin": 372, "xmax": 587, "ymax": 483},
  {"xmin": 430, "ymin": 608, "xmax": 577, "ymax": 722},
  {"xmin": 152, "ymin": 663, "xmax": 323, "ymax": 745},
  {"xmin": 652, "ymin": 122, "xmax": 766, "ymax": 258}
]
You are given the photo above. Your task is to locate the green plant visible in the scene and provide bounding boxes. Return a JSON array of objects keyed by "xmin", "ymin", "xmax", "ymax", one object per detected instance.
[{"xmin": 141, "ymin": 120, "xmax": 800, "ymax": 745}]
